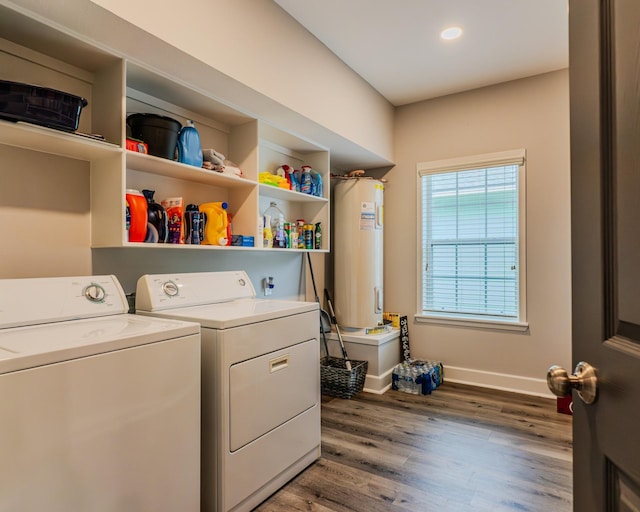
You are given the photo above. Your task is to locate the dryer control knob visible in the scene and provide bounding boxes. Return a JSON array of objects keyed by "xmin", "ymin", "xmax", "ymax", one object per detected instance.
[{"xmin": 162, "ymin": 280, "xmax": 179, "ymax": 297}]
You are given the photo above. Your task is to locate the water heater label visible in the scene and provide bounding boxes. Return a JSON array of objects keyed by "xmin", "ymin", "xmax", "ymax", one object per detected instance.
[{"xmin": 359, "ymin": 202, "xmax": 375, "ymax": 230}]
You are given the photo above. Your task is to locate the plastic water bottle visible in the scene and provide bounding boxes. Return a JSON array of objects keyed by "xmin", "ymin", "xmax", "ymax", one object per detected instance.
[
  {"xmin": 264, "ymin": 202, "xmax": 286, "ymax": 248},
  {"xmin": 410, "ymin": 366, "xmax": 420, "ymax": 394},
  {"xmin": 397, "ymin": 364, "xmax": 407, "ymax": 392}
]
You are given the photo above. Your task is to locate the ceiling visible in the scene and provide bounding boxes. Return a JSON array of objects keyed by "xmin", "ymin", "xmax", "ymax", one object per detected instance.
[{"xmin": 273, "ymin": 0, "xmax": 569, "ymax": 107}]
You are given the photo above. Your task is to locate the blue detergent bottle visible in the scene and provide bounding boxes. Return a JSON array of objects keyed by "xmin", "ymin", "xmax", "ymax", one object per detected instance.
[{"xmin": 177, "ymin": 120, "xmax": 203, "ymax": 167}]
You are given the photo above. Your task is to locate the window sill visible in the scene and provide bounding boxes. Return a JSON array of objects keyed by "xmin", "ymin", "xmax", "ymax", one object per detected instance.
[{"xmin": 414, "ymin": 313, "xmax": 529, "ymax": 332}]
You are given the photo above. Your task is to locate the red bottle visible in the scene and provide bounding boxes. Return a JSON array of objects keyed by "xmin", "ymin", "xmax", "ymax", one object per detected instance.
[{"xmin": 125, "ymin": 189, "xmax": 147, "ymax": 242}]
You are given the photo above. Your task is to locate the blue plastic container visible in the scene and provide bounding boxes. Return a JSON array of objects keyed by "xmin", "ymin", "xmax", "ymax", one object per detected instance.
[{"xmin": 177, "ymin": 120, "xmax": 203, "ymax": 167}]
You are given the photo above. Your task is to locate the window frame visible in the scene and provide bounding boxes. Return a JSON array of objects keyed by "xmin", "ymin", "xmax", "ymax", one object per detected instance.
[{"xmin": 415, "ymin": 149, "xmax": 528, "ymax": 332}]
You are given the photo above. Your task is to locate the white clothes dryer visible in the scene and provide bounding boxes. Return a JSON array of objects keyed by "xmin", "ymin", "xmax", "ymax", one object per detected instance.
[
  {"xmin": 0, "ymin": 275, "xmax": 201, "ymax": 512},
  {"xmin": 135, "ymin": 271, "xmax": 321, "ymax": 512}
]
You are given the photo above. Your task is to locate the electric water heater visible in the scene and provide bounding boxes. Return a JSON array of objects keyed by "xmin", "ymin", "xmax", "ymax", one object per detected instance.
[{"xmin": 333, "ymin": 178, "xmax": 384, "ymax": 329}]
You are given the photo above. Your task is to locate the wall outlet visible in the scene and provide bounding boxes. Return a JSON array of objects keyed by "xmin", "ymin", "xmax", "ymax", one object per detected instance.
[{"xmin": 263, "ymin": 276, "xmax": 274, "ymax": 296}]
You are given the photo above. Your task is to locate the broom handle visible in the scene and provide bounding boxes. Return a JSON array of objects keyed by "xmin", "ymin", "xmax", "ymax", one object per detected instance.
[{"xmin": 324, "ymin": 289, "xmax": 352, "ymax": 371}]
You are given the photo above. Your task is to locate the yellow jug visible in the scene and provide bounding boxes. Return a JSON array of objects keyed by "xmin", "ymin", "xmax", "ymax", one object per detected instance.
[{"xmin": 199, "ymin": 201, "xmax": 229, "ymax": 245}]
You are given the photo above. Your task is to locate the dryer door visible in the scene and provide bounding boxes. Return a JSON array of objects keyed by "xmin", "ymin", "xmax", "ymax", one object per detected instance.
[{"xmin": 229, "ymin": 338, "xmax": 318, "ymax": 451}]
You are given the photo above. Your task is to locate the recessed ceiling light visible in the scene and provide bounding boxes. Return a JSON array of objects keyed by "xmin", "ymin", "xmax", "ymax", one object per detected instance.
[{"xmin": 441, "ymin": 26, "xmax": 463, "ymax": 40}]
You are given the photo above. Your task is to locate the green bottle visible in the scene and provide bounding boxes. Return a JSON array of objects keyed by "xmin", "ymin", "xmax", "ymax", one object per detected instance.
[{"xmin": 314, "ymin": 222, "xmax": 322, "ymax": 250}]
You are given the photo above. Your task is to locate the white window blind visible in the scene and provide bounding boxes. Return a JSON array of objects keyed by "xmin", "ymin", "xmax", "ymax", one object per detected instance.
[{"xmin": 418, "ymin": 150, "xmax": 525, "ymax": 323}]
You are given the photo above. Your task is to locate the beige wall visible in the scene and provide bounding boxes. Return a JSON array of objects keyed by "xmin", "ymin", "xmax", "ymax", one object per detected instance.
[
  {"xmin": 0, "ymin": 146, "xmax": 92, "ymax": 278},
  {"xmin": 88, "ymin": 0, "xmax": 394, "ymax": 160},
  {"xmin": 388, "ymin": 70, "xmax": 571, "ymax": 395},
  {"xmin": 8, "ymin": 0, "xmax": 394, "ymax": 167}
]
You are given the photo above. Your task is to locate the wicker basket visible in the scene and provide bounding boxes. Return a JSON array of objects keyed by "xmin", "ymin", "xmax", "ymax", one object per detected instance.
[{"xmin": 320, "ymin": 356, "xmax": 368, "ymax": 399}]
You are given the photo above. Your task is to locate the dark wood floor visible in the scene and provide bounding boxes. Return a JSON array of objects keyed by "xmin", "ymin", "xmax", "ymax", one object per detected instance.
[{"xmin": 254, "ymin": 382, "xmax": 573, "ymax": 512}]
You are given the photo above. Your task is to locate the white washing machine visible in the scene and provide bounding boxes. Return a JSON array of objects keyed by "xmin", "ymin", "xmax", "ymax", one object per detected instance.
[
  {"xmin": 135, "ymin": 271, "xmax": 321, "ymax": 512},
  {"xmin": 0, "ymin": 275, "xmax": 202, "ymax": 512}
]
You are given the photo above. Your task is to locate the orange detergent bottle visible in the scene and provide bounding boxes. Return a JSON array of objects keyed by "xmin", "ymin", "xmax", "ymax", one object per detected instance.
[{"xmin": 125, "ymin": 189, "xmax": 147, "ymax": 242}]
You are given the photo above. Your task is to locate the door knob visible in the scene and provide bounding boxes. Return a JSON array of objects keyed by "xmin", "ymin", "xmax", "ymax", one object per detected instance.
[{"xmin": 547, "ymin": 361, "xmax": 598, "ymax": 404}]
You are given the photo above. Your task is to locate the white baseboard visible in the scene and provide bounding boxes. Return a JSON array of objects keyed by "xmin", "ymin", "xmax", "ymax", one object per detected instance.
[
  {"xmin": 362, "ymin": 367, "xmax": 394, "ymax": 395},
  {"xmin": 442, "ymin": 365, "xmax": 555, "ymax": 398}
]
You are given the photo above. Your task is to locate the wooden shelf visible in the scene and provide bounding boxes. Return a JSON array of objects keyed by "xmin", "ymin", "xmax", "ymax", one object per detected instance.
[
  {"xmin": 126, "ymin": 151, "xmax": 255, "ymax": 189},
  {"xmin": 0, "ymin": 120, "xmax": 120, "ymax": 161}
]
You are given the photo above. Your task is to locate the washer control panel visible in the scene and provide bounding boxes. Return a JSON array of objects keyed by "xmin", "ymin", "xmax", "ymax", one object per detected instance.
[{"xmin": 0, "ymin": 275, "xmax": 128, "ymax": 329}]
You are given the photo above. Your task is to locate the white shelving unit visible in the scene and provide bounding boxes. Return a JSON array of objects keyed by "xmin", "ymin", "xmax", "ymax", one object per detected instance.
[{"xmin": 0, "ymin": 4, "xmax": 330, "ymax": 253}]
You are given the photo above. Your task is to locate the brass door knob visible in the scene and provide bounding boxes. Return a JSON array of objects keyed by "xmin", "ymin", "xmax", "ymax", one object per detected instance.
[{"xmin": 547, "ymin": 361, "xmax": 598, "ymax": 404}]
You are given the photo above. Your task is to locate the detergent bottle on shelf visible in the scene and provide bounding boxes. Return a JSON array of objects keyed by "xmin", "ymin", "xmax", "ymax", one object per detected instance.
[
  {"xmin": 199, "ymin": 201, "xmax": 229, "ymax": 245},
  {"xmin": 161, "ymin": 197, "xmax": 185, "ymax": 244},
  {"xmin": 300, "ymin": 166, "xmax": 312, "ymax": 194},
  {"xmin": 142, "ymin": 189, "xmax": 168, "ymax": 243},
  {"xmin": 184, "ymin": 203, "xmax": 205, "ymax": 244},
  {"xmin": 125, "ymin": 189, "xmax": 147, "ymax": 243},
  {"xmin": 177, "ymin": 120, "xmax": 203, "ymax": 168}
]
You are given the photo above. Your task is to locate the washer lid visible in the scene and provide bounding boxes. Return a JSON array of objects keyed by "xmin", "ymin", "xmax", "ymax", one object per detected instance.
[
  {"xmin": 138, "ymin": 297, "xmax": 318, "ymax": 329},
  {"xmin": 0, "ymin": 314, "xmax": 199, "ymax": 374}
]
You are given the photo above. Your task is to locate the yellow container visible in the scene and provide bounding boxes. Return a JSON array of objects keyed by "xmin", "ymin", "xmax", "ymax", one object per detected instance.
[
  {"xmin": 383, "ymin": 312, "xmax": 400, "ymax": 328},
  {"xmin": 199, "ymin": 201, "xmax": 229, "ymax": 245}
]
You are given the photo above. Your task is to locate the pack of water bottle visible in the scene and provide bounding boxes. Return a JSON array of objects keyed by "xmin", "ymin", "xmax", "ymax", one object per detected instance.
[{"xmin": 392, "ymin": 360, "xmax": 444, "ymax": 395}]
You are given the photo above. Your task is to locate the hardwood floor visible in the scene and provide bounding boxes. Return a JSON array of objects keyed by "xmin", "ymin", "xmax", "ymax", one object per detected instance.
[{"xmin": 254, "ymin": 382, "xmax": 573, "ymax": 512}]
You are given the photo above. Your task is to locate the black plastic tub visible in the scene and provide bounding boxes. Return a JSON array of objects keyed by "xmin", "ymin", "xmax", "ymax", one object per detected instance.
[
  {"xmin": 0, "ymin": 80, "xmax": 88, "ymax": 132},
  {"xmin": 127, "ymin": 113, "xmax": 182, "ymax": 160}
]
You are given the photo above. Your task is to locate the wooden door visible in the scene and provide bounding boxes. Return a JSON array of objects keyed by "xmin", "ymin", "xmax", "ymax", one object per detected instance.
[{"xmin": 569, "ymin": 0, "xmax": 640, "ymax": 509}]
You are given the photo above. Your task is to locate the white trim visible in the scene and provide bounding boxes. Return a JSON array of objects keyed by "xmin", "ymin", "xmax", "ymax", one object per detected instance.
[
  {"xmin": 362, "ymin": 367, "xmax": 395, "ymax": 394},
  {"xmin": 414, "ymin": 313, "xmax": 529, "ymax": 332},
  {"xmin": 417, "ymin": 148, "xmax": 526, "ymax": 175},
  {"xmin": 442, "ymin": 365, "xmax": 555, "ymax": 398}
]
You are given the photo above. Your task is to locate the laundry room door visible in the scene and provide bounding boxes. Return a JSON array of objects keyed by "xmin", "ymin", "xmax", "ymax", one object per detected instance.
[{"xmin": 568, "ymin": 0, "xmax": 640, "ymax": 510}]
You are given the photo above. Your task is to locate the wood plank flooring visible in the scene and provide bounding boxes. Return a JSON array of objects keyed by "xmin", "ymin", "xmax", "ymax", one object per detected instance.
[{"xmin": 254, "ymin": 382, "xmax": 573, "ymax": 512}]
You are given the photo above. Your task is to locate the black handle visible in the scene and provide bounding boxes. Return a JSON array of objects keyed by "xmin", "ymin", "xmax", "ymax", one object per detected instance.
[{"xmin": 306, "ymin": 252, "xmax": 320, "ymax": 303}]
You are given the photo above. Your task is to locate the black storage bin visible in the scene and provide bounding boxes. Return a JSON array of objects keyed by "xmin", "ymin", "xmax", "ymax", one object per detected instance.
[
  {"xmin": 0, "ymin": 80, "xmax": 87, "ymax": 132},
  {"xmin": 127, "ymin": 113, "xmax": 181, "ymax": 160}
]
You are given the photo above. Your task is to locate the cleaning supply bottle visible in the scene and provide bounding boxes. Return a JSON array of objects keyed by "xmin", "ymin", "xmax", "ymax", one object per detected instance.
[
  {"xmin": 264, "ymin": 201, "xmax": 286, "ymax": 248},
  {"xmin": 300, "ymin": 166, "xmax": 312, "ymax": 194},
  {"xmin": 263, "ymin": 214, "xmax": 273, "ymax": 248},
  {"xmin": 177, "ymin": 120, "xmax": 203, "ymax": 168},
  {"xmin": 199, "ymin": 201, "xmax": 229, "ymax": 245},
  {"xmin": 311, "ymin": 169, "xmax": 323, "ymax": 197},
  {"xmin": 314, "ymin": 222, "xmax": 322, "ymax": 249},
  {"xmin": 125, "ymin": 189, "xmax": 148, "ymax": 242},
  {"xmin": 142, "ymin": 189, "xmax": 168, "ymax": 243}
]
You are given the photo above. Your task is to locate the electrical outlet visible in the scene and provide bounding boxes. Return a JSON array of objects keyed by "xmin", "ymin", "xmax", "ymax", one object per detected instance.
[{"xmin": 263, "ymin": 276, "xmax": 274, "ymax": 296}]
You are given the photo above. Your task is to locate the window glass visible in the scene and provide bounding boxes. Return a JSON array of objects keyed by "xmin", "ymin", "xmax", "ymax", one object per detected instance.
[{"xmin": 418, "ymin": 151, "xmax": 525, "ymax": 326}]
